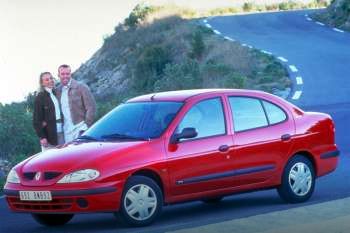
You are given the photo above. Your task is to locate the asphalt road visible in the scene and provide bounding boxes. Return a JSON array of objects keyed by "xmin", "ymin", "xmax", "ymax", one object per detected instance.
[{"xmin": 1, "ymin": 9, "xmax": 350, "ymax": 233}]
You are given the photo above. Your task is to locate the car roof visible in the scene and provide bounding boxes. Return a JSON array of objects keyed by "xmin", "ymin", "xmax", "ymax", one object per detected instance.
[{"xmin": 127, "ymin": 89, "xmax": 268, "ymax": 102}]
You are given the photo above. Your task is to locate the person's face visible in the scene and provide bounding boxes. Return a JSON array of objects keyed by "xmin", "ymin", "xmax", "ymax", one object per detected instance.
[
  {"xmin": 58, "ymin": 67, "xmax": 71, "ymax": 86},
  {"xmin": 41, "ymin": 73, "xmax": 54, "ymax": 89}
]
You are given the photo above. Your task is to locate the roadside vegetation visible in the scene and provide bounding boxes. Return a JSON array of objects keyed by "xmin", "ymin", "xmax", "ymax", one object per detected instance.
[
  {"xmin": 312, "ymin": 0, "xmax": 350, "ymax": 31},
  {"xmin": 76, "ymin": 4, "xmax": 291, "ymax": 120},
  {"xmin": 205, "ymin": 0, "xmax": 329, "ymax": 16}
]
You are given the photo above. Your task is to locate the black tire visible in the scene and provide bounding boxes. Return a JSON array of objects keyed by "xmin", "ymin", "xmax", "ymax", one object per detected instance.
[
  {"xmin": 202, "ymin": 197, "xmax": 223, "ymax": 204},
  {"xmin": 116, "ymin": 176, "xmax": 163, "ymax": 227},
  {"xmin": 32, "ymin": 213, "xmax": 74, "ymax": 226},
  {"xmin": 277, "ymin": 155, "xmax": 315, "ymax": 203}
]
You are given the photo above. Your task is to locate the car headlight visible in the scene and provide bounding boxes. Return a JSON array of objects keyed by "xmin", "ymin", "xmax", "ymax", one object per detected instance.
[
  {"xmin": 6, "ymin": 169, "xmax": 20, "ymax": 184},
  {"xmin": 57, "ymin": 169, "xmax": 100, "ymax": 183}
]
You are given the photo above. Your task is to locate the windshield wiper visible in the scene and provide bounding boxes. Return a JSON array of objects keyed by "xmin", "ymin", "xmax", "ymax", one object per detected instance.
[
  {"xmin": 100, "ymin": 133, "xmax": 150, "ymax": 141},
  {"xmin": 75, "ymin": 135, "xmax": 99, "ymax": 141}
]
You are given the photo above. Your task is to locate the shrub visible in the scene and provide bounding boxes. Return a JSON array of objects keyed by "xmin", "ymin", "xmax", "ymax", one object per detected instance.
[
  {"xmin": 134, "ymin": 45, "xmax": 171, "ymax": 92},
  {"xmin": 189, "ymin": 30, "xmax": 205, "ymax": 59},
  {"xmin": 201, "ymin": 62, "xmax": 246, "ymax": 88},
  {"xmin": 279, "ymin": 2, "xmax": 289, "ymax": 10},
  {"xmin": 154, "ymin": 59, "xmax": 201, "ymax": 91},
  {"xmin": 124, "ymin": 4, "xmax": 156, "ymax": 28},
  {"xmin": 0, "ymin": 101, "xmax": 40, "ymax": 166},
  {"xmin": 243, "ymin": 2, "xmax": 254, "ymax": 12}
]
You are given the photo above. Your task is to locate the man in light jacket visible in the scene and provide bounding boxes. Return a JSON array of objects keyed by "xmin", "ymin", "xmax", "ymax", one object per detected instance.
[{"xmin": 56, "ymin": 64, "xmax": 96, "ymax": 143}]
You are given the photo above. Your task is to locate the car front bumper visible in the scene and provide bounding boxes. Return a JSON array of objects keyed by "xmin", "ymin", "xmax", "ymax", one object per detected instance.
[{"xmin": 4, "ymin": 181, "xmax": 123, "ymax": 214}]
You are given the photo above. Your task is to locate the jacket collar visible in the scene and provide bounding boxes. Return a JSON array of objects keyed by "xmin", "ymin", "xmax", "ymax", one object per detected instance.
[
  {"xmin": 61, "ymin": 78, "xmax": 78, "ymax": 90},
  {"xmin": 68, "ymin": 79, "xmax": 78, "ymax": 89}
]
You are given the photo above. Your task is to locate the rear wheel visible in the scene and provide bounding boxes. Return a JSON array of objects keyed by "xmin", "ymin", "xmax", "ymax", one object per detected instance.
[
  {"xmin": 116, "ymin": 176, "xmax": 163, "ymax": 227},
  {"xmin": 32, "ymin": 213, "xmax": 74, "ymax": 226},
  {"xmin": 277, "ymin": 155, "xmax": 315, "ymax": 203}
]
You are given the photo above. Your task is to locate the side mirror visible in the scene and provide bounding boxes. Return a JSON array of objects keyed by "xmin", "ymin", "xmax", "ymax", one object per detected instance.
[{"xmin": 170, "ymin": 127, "xmax": 198, "ymax": 144}]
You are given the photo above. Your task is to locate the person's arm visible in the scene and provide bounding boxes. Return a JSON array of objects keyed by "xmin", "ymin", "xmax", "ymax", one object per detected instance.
[
  {"xmin": 80, "ymin": 83, "xmax": 96, "ymax": 127},
  {"xmin": 33, "ymin": 94, "xmax": 47, "ymax": 140}
]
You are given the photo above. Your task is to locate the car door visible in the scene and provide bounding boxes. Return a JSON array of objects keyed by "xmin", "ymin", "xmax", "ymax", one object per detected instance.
[
  {"xmin": 165, "ymin": 96, "xmax": 234, "ymax": 197},
  {"xmin": 227, "ymin": 95, "xmax": 295, "ymax": 187}
]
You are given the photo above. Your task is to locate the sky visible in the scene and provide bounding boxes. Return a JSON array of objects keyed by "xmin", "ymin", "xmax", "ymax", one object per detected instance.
[
  {"xmin": 0, "ymin": 0, "xmax": 138, "ymax": 104},
  {"xmin": 0, "ymin": 0, "xmax": 312, "ymax": 104}
]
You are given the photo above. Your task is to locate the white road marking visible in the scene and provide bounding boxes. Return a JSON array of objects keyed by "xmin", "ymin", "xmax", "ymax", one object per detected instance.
[
  {"xmin": 289, "ymin": 65, "xmax": 298, "ymax": 72},
  {"xmin": 247, "ymin": 45, "xmax": 253, "ymax": 49},
  {"xmin": 242, "ymin": 43, "xmax": 247, "ymax": 47},
  {"xmin": 306, "ymin": 17, "xmax": 312, "ymax": 21},
  {"xmin": 213, "ymin": 30, "xmax": 221, "ymax": 35},
  {"xmin": 224, "ymin": 36, "xmax": 235, "ymax": 41},
  {"xmin": 292, "ymin": 91, "xmax": 302, "ymax": 100},
  {"xmin": 205, "ymin": 23, "xmax": 212, "ymax": 28},
  {"xmin": 333, "ymin": 28, "xmax": 344, "ymax": 33},
  {"xmin": 296, "ymin": 76, "xmax": 303, "ymax": 85},
  {"xmin": 305, "ymin": 14, "xmax": 308, "ymax": 17},
  {"xmin": 277, "ymin": 56, "xmax": 288, "ymax": 62},
  {"xmin": 316, "ymin": 22, "xmax": 325, "ymax": 26},
  {"xmin": 262, "ymin": 50, "xmax": 272, "ymax": 55},
  {"xmin": 203, "ymin": 19, "xmax": 208, "ymax": 23}
]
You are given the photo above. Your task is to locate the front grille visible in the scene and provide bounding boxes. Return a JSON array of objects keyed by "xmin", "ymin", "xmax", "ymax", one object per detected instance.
[
  {"xmin": 22, "ymin": 171, "xmax": 62, "ymax": 181},
  {"xmin": 23, "ymin": 172, "xmax": 36, "ymax": 180},
  {"xmin": 7, "ymin": 197, "xmax": 73, "ymax": 211},
  {"xmin": 44, "ymin": 172, "xmax": 62, "ymax": 180}
]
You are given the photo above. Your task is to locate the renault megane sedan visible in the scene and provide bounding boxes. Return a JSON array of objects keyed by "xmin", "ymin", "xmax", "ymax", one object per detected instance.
[{"xmin": 4, "ymin": 89, "xmax": 339, "ymax": 227}]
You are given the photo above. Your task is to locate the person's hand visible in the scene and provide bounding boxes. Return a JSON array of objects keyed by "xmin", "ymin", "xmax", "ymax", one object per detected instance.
[
  {"xmin": 40, "ymin": 138, "xmax": 48, "ymax": 147},
  {"xmin": 42, "ymin": 121, "xmax": 47, "ymax": 127},
  {"xmin": 78, "ymin": 130, "xmax": 85, "ymax": 136}
]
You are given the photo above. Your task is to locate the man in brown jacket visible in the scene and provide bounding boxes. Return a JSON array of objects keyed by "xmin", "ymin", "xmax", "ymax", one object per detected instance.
[{"xmin": 56, "ymin": 64, "xmax": 96, "ymax": 142}]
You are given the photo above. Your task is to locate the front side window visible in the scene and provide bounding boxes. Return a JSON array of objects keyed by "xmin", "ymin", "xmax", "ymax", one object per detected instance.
[
  {"xmin": 229, "ymin": 97, "xmax": 268, "ymax": 132},
  {"xmin": 176, "ymin": 98, "xmax": 226, "ymax": 141}
]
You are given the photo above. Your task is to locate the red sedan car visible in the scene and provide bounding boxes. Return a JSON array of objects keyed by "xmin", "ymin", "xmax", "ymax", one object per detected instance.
[{"xmin": 4, "ymin": 89, "xmax": 339, "ymax": 226}]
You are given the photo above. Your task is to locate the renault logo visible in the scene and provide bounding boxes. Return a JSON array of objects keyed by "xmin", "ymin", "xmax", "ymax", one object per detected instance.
[{"xmin": 35, "ymin": 172, "xmax": 41, "ymax": 181}]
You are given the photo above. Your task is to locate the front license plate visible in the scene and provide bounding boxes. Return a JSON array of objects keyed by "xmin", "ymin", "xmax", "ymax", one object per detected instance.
[{"xmin": 19, "ymin": 191, "xmax": 52, "ymax": 201}]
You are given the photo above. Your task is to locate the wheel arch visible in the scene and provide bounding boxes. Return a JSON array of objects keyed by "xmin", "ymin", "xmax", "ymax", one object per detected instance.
[
  {"xmin": 130, "ymin": 169, "xmax": 165, "ymax": 195},
  {"xmin": 287, "ymin": 150, "xmax": 317, "ymax": 176}
]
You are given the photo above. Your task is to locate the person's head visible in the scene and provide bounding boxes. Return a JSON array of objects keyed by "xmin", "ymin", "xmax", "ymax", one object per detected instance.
[
  {"xmin": 39, "ymin": 72, "xmax": 54, "ymax": 91},
  {"xmin": 58, "ymin": 64, "xmax": 72, "ymax": 86}
]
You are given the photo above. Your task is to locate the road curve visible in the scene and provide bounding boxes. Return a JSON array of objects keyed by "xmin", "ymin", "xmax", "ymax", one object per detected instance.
[
  {"xmin": 208, "ymin": 10, "xmax": 350, "ymax": 108},
  {"xmin": 1, "ymin": 9, "xmax": 350, "ymax": 233}
]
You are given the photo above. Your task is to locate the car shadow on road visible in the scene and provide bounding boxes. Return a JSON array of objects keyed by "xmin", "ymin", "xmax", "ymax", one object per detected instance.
[{"xmin": 2, "ymin": 190, "xmax": 295, "ymax": 233}]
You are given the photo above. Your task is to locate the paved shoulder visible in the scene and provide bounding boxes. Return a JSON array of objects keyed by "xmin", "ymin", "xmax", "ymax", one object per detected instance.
[{"xmin": 169, "ymin": 197, "xmax": 350, "ymax": 233}]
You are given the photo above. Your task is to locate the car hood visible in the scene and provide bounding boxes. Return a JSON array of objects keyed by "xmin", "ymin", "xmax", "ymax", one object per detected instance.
[{"xmin": 18, "ymin": 141, "xmax": 146, "ymax": 186}]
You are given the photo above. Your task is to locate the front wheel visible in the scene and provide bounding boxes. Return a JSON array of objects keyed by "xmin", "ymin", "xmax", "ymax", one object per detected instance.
[
  {"xmin": 116, "ymin": 176, "xmax": 163, "ymax": 227},
  {"xmin": 277, "ymin": 155, "xmax": 315, "ymax": 203},
  {"xmin": 32, "ymin": 213, "xmax": 74, "ymax": 226}
]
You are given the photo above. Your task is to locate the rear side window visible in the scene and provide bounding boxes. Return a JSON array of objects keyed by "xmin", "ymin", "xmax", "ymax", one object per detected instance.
[
  {"xmin": 177, "ymin": 98, "xmax": 225, "ymax": 140},
  {"xmin": 262, "ymin": 101, "xmax": 287, "ymax": 125},
  {"xmin": 229, "ymin": 97, "xmax": 268, "ymax": 132}
]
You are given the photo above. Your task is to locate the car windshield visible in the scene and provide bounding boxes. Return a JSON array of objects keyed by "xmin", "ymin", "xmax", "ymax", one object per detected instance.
[{"xmin": 81, "ymin": 101, "xmax": 183, "ymax": 141}]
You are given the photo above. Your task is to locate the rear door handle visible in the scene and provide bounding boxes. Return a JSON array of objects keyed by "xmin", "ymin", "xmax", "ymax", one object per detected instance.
[
  {"xmin": 218, "ymin": 145, "xmax": 229, "ymax": 152},
  {"xmin": 281, "ymin": 134, "xmax": 291, "ymax": 141}
]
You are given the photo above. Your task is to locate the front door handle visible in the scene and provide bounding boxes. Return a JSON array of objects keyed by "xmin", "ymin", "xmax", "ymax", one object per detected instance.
[
  {"xmin": 281, "ymin": 134, "xmax": 291, "ymax": 141},
  {"xmin": 218, "ymin": 145, "xmax": 229, "ymax": 152}
]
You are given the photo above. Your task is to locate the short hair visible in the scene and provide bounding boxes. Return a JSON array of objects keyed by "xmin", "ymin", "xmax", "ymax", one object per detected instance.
[{"xmin": 58, "ymin": 64, "xmax": 71, "ymax": 72}]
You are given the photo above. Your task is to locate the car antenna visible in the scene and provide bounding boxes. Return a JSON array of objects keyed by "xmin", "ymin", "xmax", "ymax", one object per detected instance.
[{"xmin": 150, "ymin": 94, "xmax": 156, "ymax": 101}]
